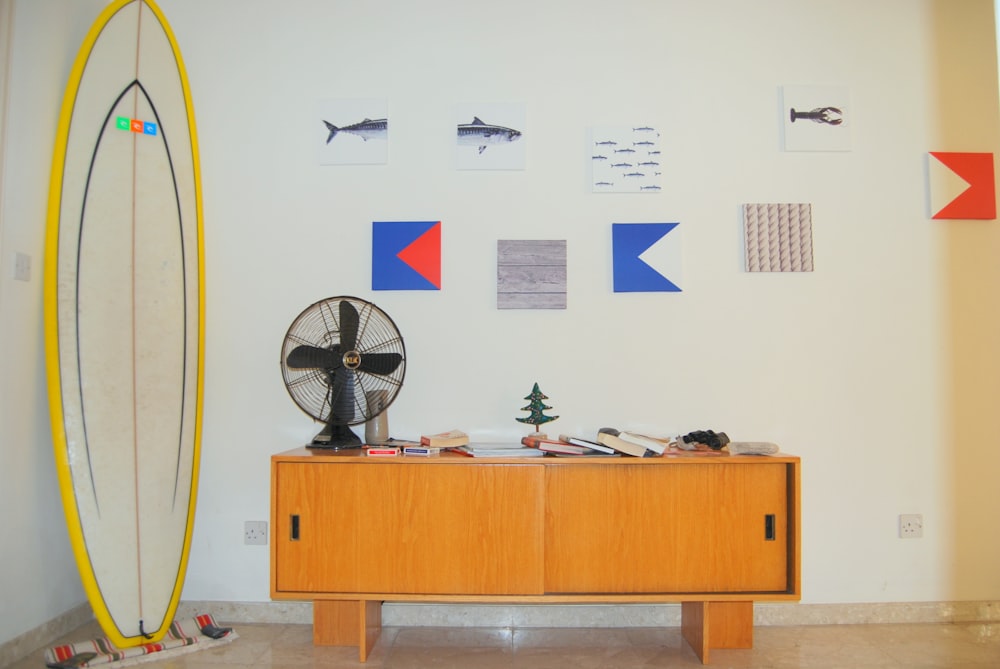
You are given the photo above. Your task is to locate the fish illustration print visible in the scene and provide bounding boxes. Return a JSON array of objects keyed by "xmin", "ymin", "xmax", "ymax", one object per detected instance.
[
  {"xmin": 458, "ymin": 117, "xmax": 522, "ymax": 154},
  {"xmin": 323, "ymin": 118, "xmax": 388, "ymax": 143}
]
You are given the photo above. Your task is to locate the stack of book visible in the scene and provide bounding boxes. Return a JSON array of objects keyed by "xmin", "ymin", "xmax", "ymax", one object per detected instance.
[
  {"xmin": 419, "ymin": 429, "xmax": 469, "ymax": 447},
  {"xmin": 372, "ymin": 439, "xmax": 443, "ymax": 457},
  {"xmin": 595, "ymin": 429, "xmax": 669, "ymax": 457},
  {"xmin": 453, "ymin": 443, "xmax": 546, "ymax": 457},
  {"xmin": 391, "ymin": 427, "xmax": 676, "ymax": 459},
  {"xmin": 521, "ymin": 434, "xmax": 616, "ymax": 456}
]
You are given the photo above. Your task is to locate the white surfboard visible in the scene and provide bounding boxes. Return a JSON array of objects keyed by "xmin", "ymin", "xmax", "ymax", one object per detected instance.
[{"xmin": 43, "ymin": 0, "xmax": 204, "ymax": 648}]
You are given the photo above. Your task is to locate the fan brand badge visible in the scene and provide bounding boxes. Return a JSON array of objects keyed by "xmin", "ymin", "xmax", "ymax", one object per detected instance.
[{"xmin": 343, "ymin": 351, "xmax": 361, "ymax": 369}]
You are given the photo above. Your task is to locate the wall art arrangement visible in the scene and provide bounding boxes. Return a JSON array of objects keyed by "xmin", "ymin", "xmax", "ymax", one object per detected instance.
[
  {"xmin": 497, "ymin": 240, "xmax": 567, "ymax": 309},
  {"xmin": 743, "ymin": 203, "xmax": 814, "ymax": 272},
  {"xmin": 591, "ymin": 125, "xmax": 662, "ymax": 193},
  {"xmin": 612, "ymin": 223, "xmax": 681, "ymax": 292},
  {"xmin": 318, "ymin": 98, "xmax": 388, "ymax": 165},
  {"xmin": 781, "ymin": 85, "xmax": 851, "ymax": 152},
  {"xmin": 372, "ymin": 221, "xmax": 441, "ymax": 290},
  {"xmin": 927, "ymin": 151, "xmax": 996, "ymax": 220},
  {"xmin": 456, "ymin": 103, "xmax": 526, "ymax": 170}
]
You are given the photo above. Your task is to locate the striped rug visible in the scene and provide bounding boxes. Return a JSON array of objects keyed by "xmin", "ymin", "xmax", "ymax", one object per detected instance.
[{"xmin": 45, "ymin": 614, "xmax": 237, "ymax": 668}]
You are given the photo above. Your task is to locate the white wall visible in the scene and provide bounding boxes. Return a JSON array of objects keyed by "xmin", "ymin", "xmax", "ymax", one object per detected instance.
[
  {"xmin": 3, "ymin": 0, "xmax": 1000, "ymax": 647},
  {"xmin": 0, "ymin": 0, "xmax": 104, "ymax": 646}
]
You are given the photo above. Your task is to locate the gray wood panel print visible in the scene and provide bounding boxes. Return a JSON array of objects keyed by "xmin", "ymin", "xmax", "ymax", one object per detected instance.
[{"xmin": 497, "ymin": 240, "xmax": 567, "ymax": 309}]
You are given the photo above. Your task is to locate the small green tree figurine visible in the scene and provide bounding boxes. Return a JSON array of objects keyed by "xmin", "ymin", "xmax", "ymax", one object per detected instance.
[{"xmin": 516, "ymin": 382, "xmax": 559, "ymax": 432}]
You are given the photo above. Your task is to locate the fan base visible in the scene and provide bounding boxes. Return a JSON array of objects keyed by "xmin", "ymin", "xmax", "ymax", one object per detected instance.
[
  {"xmin": 307, "ymin": 442, "xmax": 363, "ymax": 450},
  {"xmin": 308, "ymin": 423, "xmax": 363, "ymax": 449}
]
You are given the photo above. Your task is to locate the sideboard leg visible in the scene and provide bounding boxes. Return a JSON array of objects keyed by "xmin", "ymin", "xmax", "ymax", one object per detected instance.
[
  {"xmin": 681, "ymin": 601, "xmax": 754, "ymax": 664},
  {"xmin": 359, "ymin": 600, "xmax": 382, "ymax": 662},
  {"xmin": 313, "ymin": 600, "xmax": 358, "ymax": 645},
  {"xmin": 313, "ymin": 599, "xmax": 384, "ymax": 661},
  {"xmin": 681, "ymin": 601, "xmax": 710, "ymax": 663}
]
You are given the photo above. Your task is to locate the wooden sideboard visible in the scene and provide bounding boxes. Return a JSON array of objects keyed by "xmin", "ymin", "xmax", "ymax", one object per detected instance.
[{"xmin": 270, "ymin": 448, "xmax": 800, "ymax": 664}]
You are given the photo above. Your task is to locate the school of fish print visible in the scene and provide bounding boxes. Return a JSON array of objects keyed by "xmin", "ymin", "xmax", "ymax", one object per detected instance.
[{"xmin": 592, "ymin": 125, "xmax": 662, "ymax": 193}]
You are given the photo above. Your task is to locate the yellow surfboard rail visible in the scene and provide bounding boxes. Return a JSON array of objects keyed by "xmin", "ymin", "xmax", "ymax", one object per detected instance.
[{"xmin": 43, "ymin": 0, "xmax": 204, "ymax": 648}]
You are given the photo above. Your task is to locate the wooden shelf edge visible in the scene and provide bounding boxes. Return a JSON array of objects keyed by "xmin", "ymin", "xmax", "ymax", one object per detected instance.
[
  {"xmin": 272, "ymin": 592, "xmax": 800, "ymax": 604},
  {"xmin": 271, "ymin": 447, "xmax": 801, "ymax": 466}
]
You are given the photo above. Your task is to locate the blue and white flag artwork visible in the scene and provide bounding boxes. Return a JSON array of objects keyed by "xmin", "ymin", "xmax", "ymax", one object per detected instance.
[{"xmin": 612, "ymin": 223, "xmax": 681, "ymax": 292}]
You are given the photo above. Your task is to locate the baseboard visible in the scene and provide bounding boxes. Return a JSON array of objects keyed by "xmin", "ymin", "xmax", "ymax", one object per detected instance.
[
  {"xmin": 0, "ymin": 602, "xmax": 92, "ymax": 669},
  {"xmin": 177, "ymin": 599, "xmax": 1000, "ymax": 628},
  {"xmin": 7, "ymin": 599, "xmax": 999, "ymax": 666}
]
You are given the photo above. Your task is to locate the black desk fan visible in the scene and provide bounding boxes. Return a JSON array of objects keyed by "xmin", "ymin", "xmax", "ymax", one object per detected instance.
[{"xmin": 280, "ymin": 296, "xmax": 405, "ymax": 448}]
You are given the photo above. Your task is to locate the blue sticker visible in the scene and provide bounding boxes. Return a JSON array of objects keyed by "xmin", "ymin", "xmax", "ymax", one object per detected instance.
[{"xmin": 143, "ymin": 122, "xmax": 157, "ymax": 136}]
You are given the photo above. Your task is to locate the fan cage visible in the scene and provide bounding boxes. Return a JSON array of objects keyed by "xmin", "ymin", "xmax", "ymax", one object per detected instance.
[{"xmin": 280, "ymin": 297, "xmax": 405, "ymax": 426}]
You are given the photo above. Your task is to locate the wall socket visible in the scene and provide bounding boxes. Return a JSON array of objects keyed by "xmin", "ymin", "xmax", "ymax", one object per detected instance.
[
  {"xmin": 244, "ymin": 520, "xmax": 268, "ymax": 545},
  {"xmin": 13, "ymin": 252, "xmax": 31, "ymax": 282},
  {"xmin": 899, "ymin": 514, "xmax": 923, "ymax": 538}
]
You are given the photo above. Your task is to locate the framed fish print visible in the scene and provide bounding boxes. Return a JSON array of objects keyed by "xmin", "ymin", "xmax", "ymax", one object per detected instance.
[
  {"xmin": 318, "ymin": 98, "xmax": 389, "ymax": 165},
  {"xmin": 455, "ymin": 102, "xmax": 526, "ymax": 170}
]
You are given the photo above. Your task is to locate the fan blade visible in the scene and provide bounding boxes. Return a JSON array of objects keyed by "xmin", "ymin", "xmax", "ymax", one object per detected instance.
[
  {"xmin": 339, "ymin": 301, "xmax": 359, "ymax": 351},
  {"xmin": 287, "ymin": 345, "xmax": 341, "ymax": 370},
  {"xmin": 358, "ymin": 352, "xmax": 403, "ymax": 376}
]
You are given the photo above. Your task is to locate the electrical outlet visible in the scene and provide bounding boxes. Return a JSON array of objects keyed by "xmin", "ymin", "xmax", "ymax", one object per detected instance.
[
  {"xmin": 244, "ymin": 520, "xmax": 268, "ymax": 545},
  {"xmin": 899, "ymin": 514, "xmax": 923, "ymax": 538},
  {"xmin": 13, "ymin": 252, "xmax": 30, "ymax": 282}
]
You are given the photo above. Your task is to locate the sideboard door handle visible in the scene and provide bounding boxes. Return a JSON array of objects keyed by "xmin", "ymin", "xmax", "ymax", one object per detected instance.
[
  {"xmin": 764, "ymin": 514, "xmax": 776, "ymax": 541},
  {"xmin": 290, "ymin": 514, "xmax": 300, "ymax": 541}
]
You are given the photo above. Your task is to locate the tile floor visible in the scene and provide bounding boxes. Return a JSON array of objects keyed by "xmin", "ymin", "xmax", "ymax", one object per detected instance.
[{"xmin": 8, "ymin": 620, "xmax": 1000, "ymax": 669}]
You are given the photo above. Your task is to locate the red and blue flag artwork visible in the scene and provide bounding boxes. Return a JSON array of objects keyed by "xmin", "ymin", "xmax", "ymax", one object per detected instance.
[
  {"xmin": 372, "ymin": 221, "xmax": 441, "ymax": 290},
  {"xmin": 612, "ymin": 223, "xmax": 681, "ymax": 292}
]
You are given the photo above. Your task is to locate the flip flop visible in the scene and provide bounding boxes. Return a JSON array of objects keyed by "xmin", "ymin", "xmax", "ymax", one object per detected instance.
[{"xmin": 200, "ymin": 623, "xmax": 232, "ymax": 639}]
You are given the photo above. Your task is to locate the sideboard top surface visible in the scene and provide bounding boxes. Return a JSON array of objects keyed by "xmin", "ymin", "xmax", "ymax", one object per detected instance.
[{"xmin": 272, "ymin": 447, "xmax": 800, "ymax": 466}]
